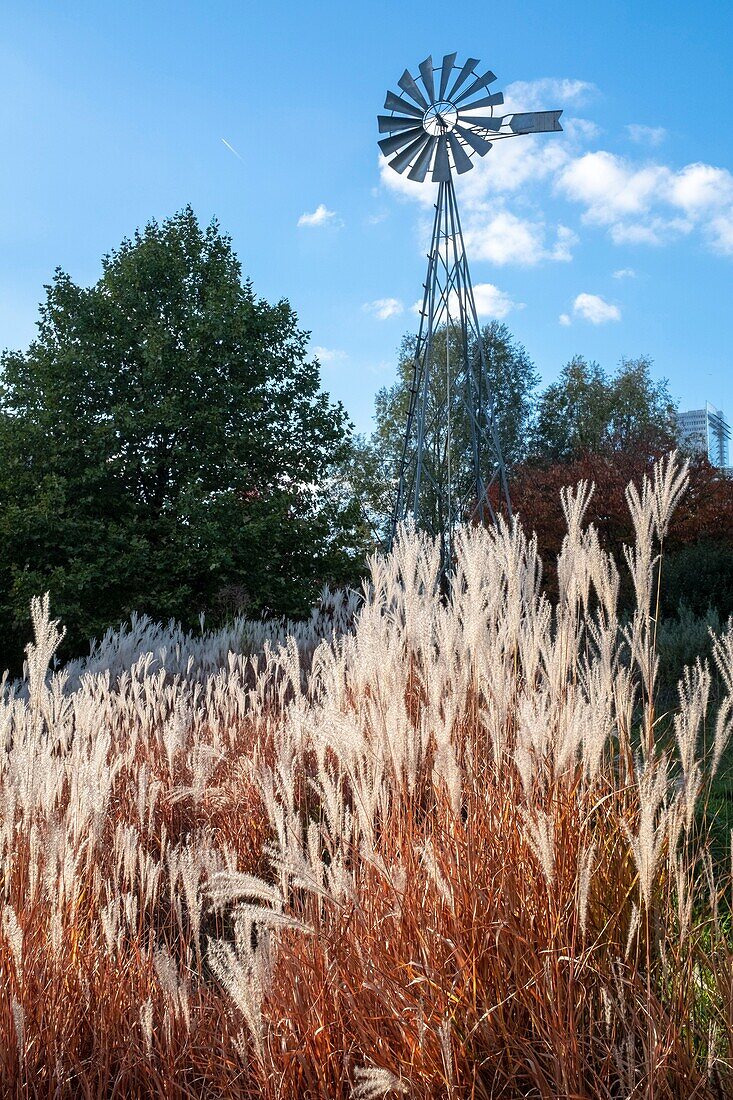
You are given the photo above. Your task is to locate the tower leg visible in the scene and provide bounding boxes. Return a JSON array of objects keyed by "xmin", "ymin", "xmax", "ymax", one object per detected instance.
[{"xmin": 390, "ymin": 175, "xmax": 511, "ymax": 564}]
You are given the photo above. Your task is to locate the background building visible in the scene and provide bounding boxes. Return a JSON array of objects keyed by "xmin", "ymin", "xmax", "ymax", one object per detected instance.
[{"xmin": 678, "ymin": 402, "xmax": 731, "ymax": 471}]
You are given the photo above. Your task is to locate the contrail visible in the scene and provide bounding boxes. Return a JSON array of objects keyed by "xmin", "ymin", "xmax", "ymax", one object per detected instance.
[{"xmin": 221, "ymin": 138, "xmax": 245, "ymax": 162}]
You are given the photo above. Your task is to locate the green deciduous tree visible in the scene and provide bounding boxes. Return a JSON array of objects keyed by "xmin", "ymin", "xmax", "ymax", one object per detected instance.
[
  {"xmin": 0, "ymin": 207, "xmax": 363, "ymax": 671},
  {"xmin": 349, "ymin": 322, "xmax": 540, "ymax": 544},
  {"xmin": 531, "ymin": 355, "xmax": 678, "ymax": 463}
]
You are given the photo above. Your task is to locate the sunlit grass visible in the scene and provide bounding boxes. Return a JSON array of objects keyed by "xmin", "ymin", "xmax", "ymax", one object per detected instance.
[{"xmin": 2, "ymin": 453, "xmax": 733, "ymax": 1098}]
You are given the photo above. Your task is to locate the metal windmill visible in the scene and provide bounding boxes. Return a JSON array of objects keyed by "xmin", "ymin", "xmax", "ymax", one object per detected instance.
[{"xmin": 379, "ymin": 53, "xmax": 562, "ymax": 563}]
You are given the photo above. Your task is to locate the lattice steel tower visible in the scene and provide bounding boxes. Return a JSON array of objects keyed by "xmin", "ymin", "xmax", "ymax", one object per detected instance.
[{"xmin": 378, "ymin": 53, "xmax": 562, "ymax": 562}]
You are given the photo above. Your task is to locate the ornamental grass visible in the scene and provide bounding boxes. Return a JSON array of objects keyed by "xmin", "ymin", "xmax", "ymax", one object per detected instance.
[{"xmin": 2, "ymin": 453, "xmax": 733, "ymax": 1098}]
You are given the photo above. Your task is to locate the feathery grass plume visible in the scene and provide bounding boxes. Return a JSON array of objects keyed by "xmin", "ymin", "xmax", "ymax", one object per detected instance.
[
  {"xmin": 577, "ymin": 840, "xmax": 596, "ymax": 939},
  {"xmin": 206, "ymin": 915, "xmax": 275, "ymax": 1068},
  {"xmin": 100, "ymin": 898, "xmax": 120, "ymax": 955},
  {"xmin": 154, "ymin": 944, "xmax": 190, "ymax": 1033},
  {"xmin": 520, "ymin": 807, "xmax": 555, "ymax": 888},
  {"xmin": 139, "ymin": 998, "xmax": 153, "ymax": 1054},
  {"xmin": 557, "ymin": 478, "xmax": 595, "ymax": 612},
  {"xmin": 674, "ymin": 660, "xmax": 709, "ymax": 830},
  {"xmin": 438, "ymin": 1019, "xmax": 456, "ymax": 1095},
  {"xmin": 351, "ymin": 1065, "xmax": 409, "ymax": 1098},
  {"xmin": 2, "ymin": 906, "xmax": 23, "ymax": 982},
  {"xmin": 11, "ymin": 998, "xmax": 24, "ymax": 1064},
  {"xmin": 713, "ymin": 619, "xmax": 733, "ymax": 694},
  {"xmin": 673, "ymin": 853, "xmax": 694, "ymax": 940},
  {"xmin": 24, "ymin": 594, "xmax": 65, "ymax": 722},
  {"xmin": 650, "ymin": 450, "xmax": 690, "ymax": 541},
  {"xmin": 711, "ymin": 696, "xmax": 733, "ymax": 780},
  {"xmin": 624, "ymin": 471, "xmax": 656, "ymax": 613},
  {"xmin": 622, "ymin": 459, "xmax": 690, "ymax": 762},
  {"xmin": 625, "ymin": 901, "xmax": 641, "ymax": 959},
  {"xmin": 431, "ymin": 699, "xmax": 462, "ymax": 815},
  {"xmin": 624, "ymin": 756, "xmax": 670, "ymax": 908},
  {"xmin": 711, "ymin": 622, "xmax": 733, "ymax": 778},
  {"xmin": 414, "ymin": 838, "xmax": 452, "ymax": 912}
]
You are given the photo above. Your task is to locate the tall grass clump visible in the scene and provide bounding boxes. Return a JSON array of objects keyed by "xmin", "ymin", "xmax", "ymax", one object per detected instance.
[{"xmin": 2, "ymin": 452, "xmax": 733, "ymax": 1098}]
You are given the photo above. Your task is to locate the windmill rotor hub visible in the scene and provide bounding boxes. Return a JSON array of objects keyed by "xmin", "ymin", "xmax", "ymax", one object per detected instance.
[{"xmin": 423, "ymin": 100, "xmax": 458, "ymax": 136}]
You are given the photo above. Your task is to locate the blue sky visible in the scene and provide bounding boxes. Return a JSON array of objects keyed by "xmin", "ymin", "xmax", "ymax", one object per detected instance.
[{"xmin": 2, "ymin": 0, "xmax": 732, "ymax": 433}]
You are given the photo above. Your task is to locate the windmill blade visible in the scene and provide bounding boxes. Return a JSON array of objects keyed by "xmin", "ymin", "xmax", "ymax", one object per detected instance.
[
  {"xmin": 454, "ymin": 124, "xmax": 493, "ymax": 156},
  {"xmin": 458, "ymin": 113, "xmax": 503, "ymax": 132},
  {"xmin": 438, "ymin": 52, "xmax": 457, "ymax": 99},
  {"xmin": 457, "ymin": 91, "xmax": 504, "ymax": 113},
  {"xmin": 447, "ymin": 131, "xmax": 474, "ymax": 174},
  {"xmin": 389, "ymin": 131, "xmax": 432, "ymax": 174},
  {"xmin": 398, "ymin": 68, "xmax": 429, "ymax": 109},
  {"xmin": 432, "ymin": 135, "xmax": 451, "ymax": 182},
  {"xmin": 384, "ymin": 90, "xmax": 423, "ymax": 118},
  {"xmin": 454, "ymin": 70, "xmax": 498, "ymax": 105},
  {"xmin": 378, "ymin": 114, "xmax": 425, "ymax": 133},
  {"xmin": 446, "ymin": 57, "xmax": 480, "ymax": 100},
  {"xmin": 378, "ymin": 127, "xmax": 424, "ymax": 157},
  {"xmin": 508, "ymin": 110, "xmax": 563, "ymax": 133},
  {"xmin": 408, "ymin": 136, "xmax": 437, "ymax": 182},
  {"xmin": 418, "ymin": 56, "xmax": 435, "ymax": 103}
]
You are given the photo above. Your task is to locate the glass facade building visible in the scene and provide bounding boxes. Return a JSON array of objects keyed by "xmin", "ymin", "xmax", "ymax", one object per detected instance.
[{"xmin": 677, "ymin": 402, "xmax": 731, "ymax": 470}]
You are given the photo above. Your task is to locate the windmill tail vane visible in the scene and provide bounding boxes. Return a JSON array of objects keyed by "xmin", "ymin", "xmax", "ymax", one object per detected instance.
[{"xmin": 378, "ymin": 53, "xmax": 562, "ymax": 566}]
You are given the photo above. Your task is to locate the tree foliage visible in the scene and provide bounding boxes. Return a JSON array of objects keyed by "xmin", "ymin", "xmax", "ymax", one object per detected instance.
[
  {"xmin": 349, "ymin": 322, "xmax": 539, "ymax": 543},
  {"xmin": 515, "ymin": 356, "xmax": 731, "ymax": 616},
  {"xmin": 531, "ymin": 355, "xmax": 679, "ymax": 463},
  {"xmin": 511, "ymin": 446, "xmax": 733, "ymax": 612},
  {"xmin": 0, "ymin": 208, "xmax": 363, "ymax": 670}
]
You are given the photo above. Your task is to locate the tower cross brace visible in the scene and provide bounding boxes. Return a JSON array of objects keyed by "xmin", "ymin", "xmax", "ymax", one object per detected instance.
[{"xmin": 390, "ymin": 173, "xmax": 511, "ymax": 563}]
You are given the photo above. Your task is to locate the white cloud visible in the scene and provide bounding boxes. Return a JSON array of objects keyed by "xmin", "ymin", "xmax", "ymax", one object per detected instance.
[
  {"xmin": 556, "ymin": 151, "xmax": 668, "ymax": 223},
  {"xmin": 551, "ymin": 224, "xmax": 579, "ymax": 262},
  {"xmin": 298, "ymin": 203, "xmax": 338, "ymax": 228},
  {"xmin": 411, "ymin": 282, "xmax": 521, "ymax": 321},
  {"xmin": 668, "ymin": 163, "xmax": 733, "ymax": 213},
  {"xmin": 464, "ymin": 210, "xmax": 546, "ymax": 266},
  {"xmin": 379, "ymin": 154, "xmax": 437, "ymax": 207},
  {"xmin": 572, "ymin": 292, "xmax": 621, "ymax": 324},
  {"xmin": 457, "ymin": 137, "xmax": 569, "ymax": 201},
  {"xmin": 463, "ymin": 208, "xmax": 577, "ymax": 266},
  {"xmin": 363, "ymin": 297, "xmax": 404, "ymax": 320},
  {"xmin": 709, "ymin": 210, "xmax": 733, "ymax": 256},
  {"xmin": 502, "ymin": 77, "xmax": 598, "ymax": 113},
  {"xmin": 609, "ymin": 216, "xmax": 691, "ymax": 246},
  {"xmin": 613, "ymin": 268, "xmax": 637, "ymax": 279},
  {"xmin": 559, "ymin": 313, "xmax": 572, "ymax": 326},
  {"xmin": 627, "ymin": 124, "xmax": 667, "ymax": 147},
  {"xmin": 312, "ymin": 346, "xmax": 347, "ymax": 364},
  {"xmin": 562, "ymin": 117, "xmax": 601, "ymax": 142},
  {"xmin": 473, "ymin": 283, "xmax": 522, "ymax": 319},
  {"xmin": 556, "ymin": 151, "xmax": 733, "ymax": 250}
]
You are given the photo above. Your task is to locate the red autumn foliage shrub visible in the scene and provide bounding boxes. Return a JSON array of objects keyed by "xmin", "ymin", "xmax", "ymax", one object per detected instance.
[{"xmin": 510, "ymin": 446, "xmax": 733, "ymax": 606}]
